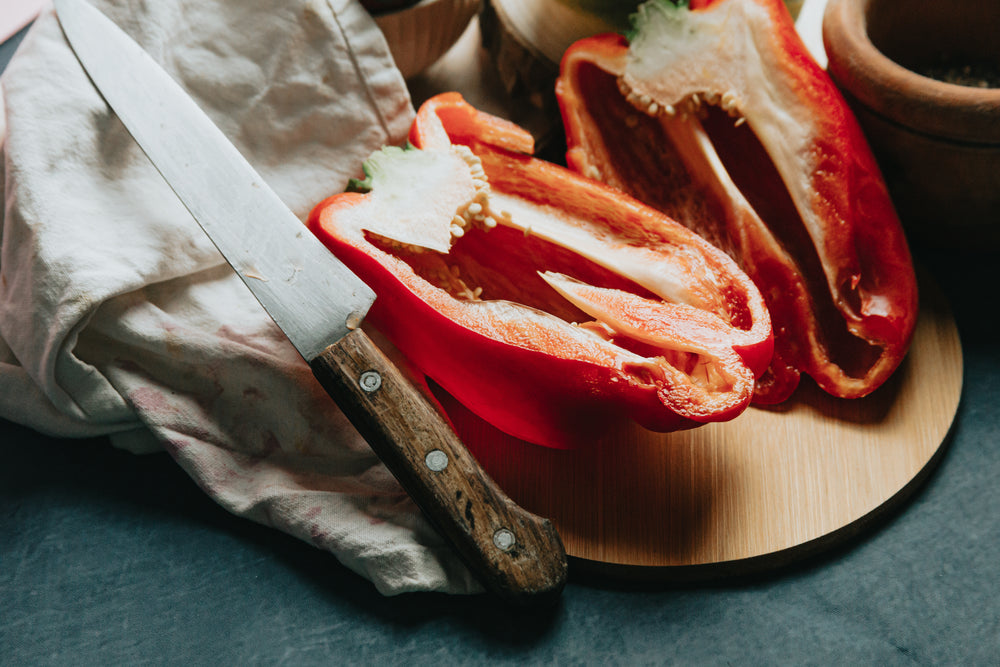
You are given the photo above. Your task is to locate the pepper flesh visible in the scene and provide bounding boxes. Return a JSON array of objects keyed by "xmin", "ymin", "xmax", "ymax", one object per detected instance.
[
  {"xmin": 309, "ymin": 93, "xmax": 772, "ymax": 449},
  {"xmin": 556, "ymin": 0, "xmax": 918, "ymax": 402}
]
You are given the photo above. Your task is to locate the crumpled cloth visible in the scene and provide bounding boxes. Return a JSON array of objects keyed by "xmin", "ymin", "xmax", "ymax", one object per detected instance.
[{"xmin": 0, "ymin": 0, "xmax": 481, "ymax": 596}]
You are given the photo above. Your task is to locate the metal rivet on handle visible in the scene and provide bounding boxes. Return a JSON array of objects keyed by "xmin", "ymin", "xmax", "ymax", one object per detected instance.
[
  {"xmin": 358, "ymin": 370, "xmax": 382, "ymax": 393},
  {"xmin": 425, "ymin": 449, "xmax": 448, "ymax": 472},
  {"xmin": 493, "ymin": 528, "xmax": 515, "ymax": 552}
]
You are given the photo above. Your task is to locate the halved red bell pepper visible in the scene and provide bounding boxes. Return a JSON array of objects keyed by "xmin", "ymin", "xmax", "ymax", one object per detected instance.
[
  {"xmin": 556, "ymin": 0, "xmax": 918, "ymax": 403},
  {"xmin": 308, "ymin": 92, "xmax": 772, "ymax": 449}
]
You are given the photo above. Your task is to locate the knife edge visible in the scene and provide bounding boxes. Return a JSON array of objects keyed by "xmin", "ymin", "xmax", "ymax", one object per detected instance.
[{"xmin": 54, "ymin": 0, "xmax": 375, "ymax": 362}]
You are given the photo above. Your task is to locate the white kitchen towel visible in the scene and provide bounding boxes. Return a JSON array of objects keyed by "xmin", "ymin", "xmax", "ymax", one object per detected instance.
[{"xmin": 0, "ymin": 0, "xmax": 481, "ymax": 596}]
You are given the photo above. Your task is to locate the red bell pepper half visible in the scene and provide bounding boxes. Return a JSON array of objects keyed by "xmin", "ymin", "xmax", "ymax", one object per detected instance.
[
  {"xmin": 556, "ymin": 0, "xmax": 918, "ymax": 403},
  {"xmin": 308, "ymin": 93, "xmax": 772, "ymax": 449}
]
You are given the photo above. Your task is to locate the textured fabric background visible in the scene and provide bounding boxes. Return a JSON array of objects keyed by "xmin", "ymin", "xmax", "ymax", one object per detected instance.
[{"xmin": 0, "ymin": 0, "xmax": 480, "ymax": 595}]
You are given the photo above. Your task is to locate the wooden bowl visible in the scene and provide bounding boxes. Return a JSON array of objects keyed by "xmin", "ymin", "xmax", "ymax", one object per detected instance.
[
  {"xmin": 823, "ymin": 0, "xmax": 1000, "ymax": 248},
  {"xmin": 374, "ymin": 0, "xmax": 481, "ymax": 79}
]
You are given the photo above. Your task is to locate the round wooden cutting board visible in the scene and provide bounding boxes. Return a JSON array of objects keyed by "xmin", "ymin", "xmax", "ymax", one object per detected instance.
[
  {"xmin": 409, "ymin": 0, "xmax": 961, "ymax": 581},
  {"xmin": 435, "ymin": 275, "xmax": 962, "ymax": 580}
]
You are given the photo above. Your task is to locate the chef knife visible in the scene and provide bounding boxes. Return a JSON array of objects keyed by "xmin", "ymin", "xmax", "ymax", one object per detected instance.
[{"xmin": 53, "ymin": 0, "xmax": 567, "ymax": 605}]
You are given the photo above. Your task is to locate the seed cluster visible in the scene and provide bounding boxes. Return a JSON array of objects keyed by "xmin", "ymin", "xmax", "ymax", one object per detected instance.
[
  {"xmin": 442, "ymin": 145, "xmax": 519, "ymax": 300},
  {"xmin": 449, "ymin": 263, "xmax": 484, "ymax": 301},
  {"xmin": 617, "ymin": 78, "xmax": 747, "ymax": 126},
  {"xmin": 375, "ymin": 144, "xmax": 519, "ymax": 302},
  {"xmin": 449, "ymin": 144, "xmax": 513, "ymax": 241}
]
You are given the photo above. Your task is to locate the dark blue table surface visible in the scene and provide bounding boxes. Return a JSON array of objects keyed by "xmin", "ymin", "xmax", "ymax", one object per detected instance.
[{"xmin": 3, "ymin": 23, "xmax": 998, "ymax": 665}]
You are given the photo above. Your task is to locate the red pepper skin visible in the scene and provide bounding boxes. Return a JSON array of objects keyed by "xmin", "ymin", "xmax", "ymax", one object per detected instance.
[
  {"xmin": 555, "ymin": 0, "xmax": 918, "ymax": 403},
  {"xmin": 309, "ymin": 93, "xmax": 772, "ymax": 449}
]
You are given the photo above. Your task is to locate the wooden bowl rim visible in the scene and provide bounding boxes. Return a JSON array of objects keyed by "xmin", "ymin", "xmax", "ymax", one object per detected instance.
[{"xmin": 822, "ymin": 0, "xmax": 1000, "ymax": 143}]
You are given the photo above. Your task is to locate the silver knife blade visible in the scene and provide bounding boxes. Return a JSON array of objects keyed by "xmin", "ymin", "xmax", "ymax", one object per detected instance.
[{"xmin": 54, "ymin": 0, "xmax": 375, "ymax": 362}]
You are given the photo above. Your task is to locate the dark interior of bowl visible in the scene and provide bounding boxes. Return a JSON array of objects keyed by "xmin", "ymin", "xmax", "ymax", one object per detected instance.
[{"xmin": 865, "ymin": 0, "xmax": 1000, "ymax": 87}]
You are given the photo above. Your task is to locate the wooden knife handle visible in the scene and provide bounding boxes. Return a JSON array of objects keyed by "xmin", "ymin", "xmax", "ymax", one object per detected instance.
[{"xmin": 310, "ymin": 328, "xmax": 568, "ymax": 606}]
